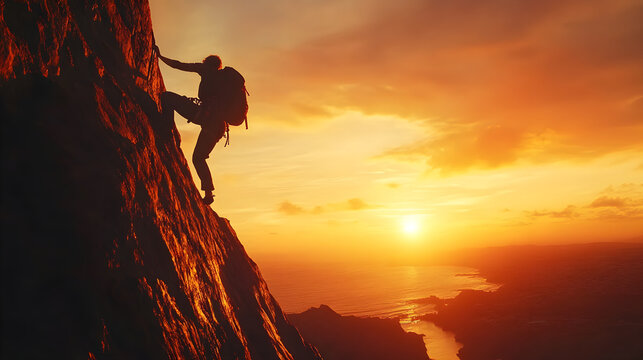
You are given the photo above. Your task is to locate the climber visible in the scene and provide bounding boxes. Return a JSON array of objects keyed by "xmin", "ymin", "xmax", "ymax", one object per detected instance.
[{"xmin": 154, "ymin": 45, "xmax": 248, "ymax": 205}]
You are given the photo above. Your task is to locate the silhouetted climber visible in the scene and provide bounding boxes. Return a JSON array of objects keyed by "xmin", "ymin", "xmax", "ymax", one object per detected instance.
[{"xmin": 154, "ymin": 45, "xmax": 248, "ymax": 205}]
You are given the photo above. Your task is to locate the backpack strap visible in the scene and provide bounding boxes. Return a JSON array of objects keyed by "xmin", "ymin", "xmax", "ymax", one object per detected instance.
[
  {"xmin": 244, "ymin": 86, "xmax": 249, "ymax": 129},
  {"xmin": 223, "ymin": 84, "xmax": 248, "ymax": 147},
  {"xmin": 224, "ymin": 122, "xmax": 230, "ymax": 147}
]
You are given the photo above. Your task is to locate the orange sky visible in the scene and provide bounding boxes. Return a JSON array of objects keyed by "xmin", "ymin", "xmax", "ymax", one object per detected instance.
[{"xmin": 149, "ymin": 0, "xmax": 643, "ymax": 263}]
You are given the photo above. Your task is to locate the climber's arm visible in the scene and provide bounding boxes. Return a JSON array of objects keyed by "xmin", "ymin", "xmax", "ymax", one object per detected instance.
[{"xmin": 154, "ymin": 45, "xmax": 202, "ymax": 73}]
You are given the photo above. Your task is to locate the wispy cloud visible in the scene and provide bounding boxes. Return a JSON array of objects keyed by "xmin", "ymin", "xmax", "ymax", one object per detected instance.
[
  {"xmin": 384, "ymin": 124, "xmax": 525, "ymax": 173},
  {"xmin": 589, "ymin": 196, "xmax": 630, "ymax": 208},
  {"xmin": 526, "ymin": 205, "xmax": 578, "ymax": 219},
  {"xmin": 524, "ymin": 183, "xmax": 643, "ymax": 221},
  {"xmin": 277, "ymin": 198, "xmax": 375, "ymax": 215},
  {"xmin": 278, "ymin": 201, "xmax": 306, "ymax": 215},
  {"xmin": 346, "ymin": 198, "xmax": 369, "ymax": 210}
]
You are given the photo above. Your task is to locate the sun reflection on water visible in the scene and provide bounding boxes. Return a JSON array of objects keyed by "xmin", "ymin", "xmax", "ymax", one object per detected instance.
[{"xmin": 259, "ymin": 262, "xmax": 499, "ymax": 360}]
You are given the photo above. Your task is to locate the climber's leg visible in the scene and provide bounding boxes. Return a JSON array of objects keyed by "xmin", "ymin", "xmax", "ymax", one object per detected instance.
[
  {"xmin": 160, "ymin": 91, "xmax": 199, "ymax": 123},
  {"xmin": 192, "ymin": 124, "xmax": 225, "ymax": 203}
]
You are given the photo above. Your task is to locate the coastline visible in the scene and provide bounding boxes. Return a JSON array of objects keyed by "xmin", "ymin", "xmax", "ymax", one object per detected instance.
[
  {"xmin": 424, "ymin": 243, "xmax": 643, "ymax": 360},
  {"xmin": 258, "ymin": 261, "xmax": 498, "ymax": 360}
]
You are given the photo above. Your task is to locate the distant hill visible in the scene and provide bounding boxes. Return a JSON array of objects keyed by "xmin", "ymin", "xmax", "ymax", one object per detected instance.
[{"xmin": 289, "ymin": 305, "xmax": 429, "ymax": 360}]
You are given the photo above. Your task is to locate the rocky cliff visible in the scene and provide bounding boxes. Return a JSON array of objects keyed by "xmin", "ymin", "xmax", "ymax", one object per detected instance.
[{"xmin": 0, "ymin": 1, "xmax": 320, "ymax": 359}]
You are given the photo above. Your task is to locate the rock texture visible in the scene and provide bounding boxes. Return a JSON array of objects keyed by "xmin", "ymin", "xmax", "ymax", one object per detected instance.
[
  {"xmin": 289, "ymin": 305, "xmax": 430, "ymax": 360},
  {"xmin": 0, "ymin": 1, "xmax": 320, "ymax": 359}
]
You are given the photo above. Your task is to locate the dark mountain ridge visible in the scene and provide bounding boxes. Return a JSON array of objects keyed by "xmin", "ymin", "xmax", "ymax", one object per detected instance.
[
  {"xmin": 288, "ymin": 305, "xmax": 430, "ymax": 360},
  {"xmin": 1, "ymin": 1, "xmax": 320, "ymax": 359}
]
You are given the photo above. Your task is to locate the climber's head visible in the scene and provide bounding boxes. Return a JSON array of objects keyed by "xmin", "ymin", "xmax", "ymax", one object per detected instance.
[{"xmin": 203, "ymin": 55, "xmax": 222, "ymax": 70}]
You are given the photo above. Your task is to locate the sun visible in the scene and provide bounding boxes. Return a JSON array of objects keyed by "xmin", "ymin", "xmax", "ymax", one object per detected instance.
[{"xmin": 401, "ymin": 216, "xmax": 421, "ymax": 235}]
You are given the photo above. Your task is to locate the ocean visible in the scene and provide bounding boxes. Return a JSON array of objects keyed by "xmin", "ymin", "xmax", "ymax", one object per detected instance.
[{"xmin": 257, "ymin": 260, "xmax": 499, "ymax": 360}]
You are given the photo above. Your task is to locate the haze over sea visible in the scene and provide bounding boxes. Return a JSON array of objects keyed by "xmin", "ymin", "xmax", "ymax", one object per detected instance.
[{"xmin": 258, "ymin": 260, "xmax": 499, "ymax": 360}]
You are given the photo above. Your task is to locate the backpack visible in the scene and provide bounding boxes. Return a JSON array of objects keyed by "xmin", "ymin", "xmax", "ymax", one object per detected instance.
[
  {"xmin": 193, "ymin": 66, "xmax": 248, "ymax": 146},
  {"xmin": 219, "ymin": 66, "xmax": 248, "ymax": 129}
]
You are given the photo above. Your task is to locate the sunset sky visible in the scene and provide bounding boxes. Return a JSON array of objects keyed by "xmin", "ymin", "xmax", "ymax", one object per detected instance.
[{"xmin": 149, "ymin": 0, "xmax": 643, "ymax": 263}]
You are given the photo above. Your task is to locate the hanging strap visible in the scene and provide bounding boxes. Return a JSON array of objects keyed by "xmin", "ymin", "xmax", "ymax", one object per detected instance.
[
  {"xmin": 244, "ymin": 86, "xmax": 249, "ymax": 129},
  {"xmin": 223, "ymin": 87, "xmax": 249, "ymax": 146},
  {"xmin": 224, "ymin": 122, "xmax": 230, "ymax": 147}
]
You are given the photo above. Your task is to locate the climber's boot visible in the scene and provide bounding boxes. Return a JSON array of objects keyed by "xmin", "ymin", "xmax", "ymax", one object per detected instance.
[{"xmin": 203, "ymin": 192, "xmax": 214, "ymax": 205}]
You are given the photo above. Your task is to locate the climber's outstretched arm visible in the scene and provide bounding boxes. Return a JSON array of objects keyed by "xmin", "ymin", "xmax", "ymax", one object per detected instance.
[{"xmin": 154, "ymin": 45, "xmax": 202, "ymax": 73}]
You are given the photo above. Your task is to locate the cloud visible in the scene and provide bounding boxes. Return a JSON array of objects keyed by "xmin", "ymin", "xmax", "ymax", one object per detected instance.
[
  {"xmin": 590, "ymin": 207, "xmax": 643, "ymax": 221},
  {"xmin": 589, "ymin": 196, "xmax": 630, "ymax": 208},
  {"xmin": 277, "ymin": 198, "xmax": 374, "ymax": 215},
  {"xmin": 346, "ymin": 198, "xmax": 370, "ymax": 210},
  {"xmin": 278, "ymin": 201, "xmax": 306, "ymax": 215},
  {"xmin": 596, "ymin": 183, "xmax": 643, "ymax": 200},
  {"xmin": 290, "ymin": 102, "xmax": 334, "ymax": 118},
  {"xmin": 385, "ymin": 124, "xmax": 525, "ymax": 173},
  {"xmin": 586, "ymin": 185, "xmax": 643, "ymax": 219},
  {"xmin": 526, "ymin": 205, "xmax": 578, "ymax": 219},
  {"xmin": 263, "ymin": 0, "xmax": 643, "ymax": 172},
  {"xmin": 523, "ymin": 183, "xmax": 643, "ymax": 222}
]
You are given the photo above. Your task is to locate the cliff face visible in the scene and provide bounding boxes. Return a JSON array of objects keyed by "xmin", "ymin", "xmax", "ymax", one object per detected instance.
[{"xmin": 0, "ymin": 1, "xmax": 320, "ymax": 359}]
